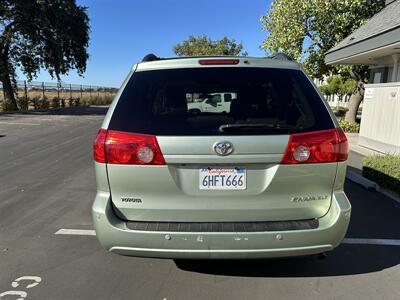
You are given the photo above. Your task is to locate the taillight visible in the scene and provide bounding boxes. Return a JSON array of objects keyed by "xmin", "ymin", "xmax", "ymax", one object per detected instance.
[
  {"xmin": 93, "ymin": 130, "xmax": 165, "ymax": 165},
  {"xmin": 198, "ymin": 59, "xmax": 240, "ymax": 65},
  {"xmin": 93, "ymin": 129, "xmax": 107, "ymax": 163},
  {"xmin": 281, "ymin": 128, "xmax": 348, "ymax": 164}
]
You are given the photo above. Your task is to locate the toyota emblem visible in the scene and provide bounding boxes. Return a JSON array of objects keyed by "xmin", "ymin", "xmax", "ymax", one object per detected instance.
[{"xmin": 213, "ymin": 141, "xmax": 234, "ymax": 156}]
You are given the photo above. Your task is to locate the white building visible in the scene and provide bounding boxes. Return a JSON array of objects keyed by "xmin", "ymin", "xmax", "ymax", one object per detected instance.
[{"xmin": 325, "ymin": 0, "xmax": 400, "ymax": 153}]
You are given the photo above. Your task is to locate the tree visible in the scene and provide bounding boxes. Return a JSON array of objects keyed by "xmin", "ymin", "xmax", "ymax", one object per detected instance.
[
  {"xmin": 0, "ymin": 0, "xmax": 90, "ymax": 110},
  {"xmin": 326, "ymin": 76, "xmax": 342, "ymax": 100},
  {"xmin": 318, "ymin": 84, "xmax": 331, "ymax": 101},
  {"xmin": 174, "ymin": 35, "xmax": 246, "ymax": 56},
  {"xmin": 319, "ymin": 75, "xmax": 356, "ymax": 104},
  {"xmin": 340, "ymin": 78, "xmax": 356, "ymax": 102},
  {"xmin": 261, "ymin": 0, "xmax": 385, "ymax": 123}
]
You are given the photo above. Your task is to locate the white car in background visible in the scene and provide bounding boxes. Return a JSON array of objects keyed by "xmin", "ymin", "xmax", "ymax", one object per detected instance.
[{"xmin": 188, "ymin": 92, "xmax": 236, "ymax": 113}]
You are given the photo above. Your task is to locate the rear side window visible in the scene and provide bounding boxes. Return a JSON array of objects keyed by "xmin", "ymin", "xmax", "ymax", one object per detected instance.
[
  {"xmin": 224, "ymin": 93, "xmax": 233, "ymax": 102},
  {"xmin": 109, "ymin": 67, "xmax": 334, "ymax": 136}
]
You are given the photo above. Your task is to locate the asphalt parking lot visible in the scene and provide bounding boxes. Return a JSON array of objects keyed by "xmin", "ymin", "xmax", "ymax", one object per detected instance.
[{"xmin": 1, "ymin": 107, "xmax": 400, "ymax": 300}]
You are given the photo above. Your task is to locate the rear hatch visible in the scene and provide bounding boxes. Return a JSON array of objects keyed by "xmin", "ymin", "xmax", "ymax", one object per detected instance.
[{"xmin": 103, "ymin": 63, "xmax": 340, "ymax": 222}]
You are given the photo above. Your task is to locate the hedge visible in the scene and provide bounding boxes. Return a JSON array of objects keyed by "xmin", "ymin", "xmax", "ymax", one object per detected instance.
[
  {"xmin": 363, "ymin": 155, "xmax": 400, "ymax": 195},
  {"xmin": 338, "ymin": 118, "xmax": 360, "ymax": 133}
]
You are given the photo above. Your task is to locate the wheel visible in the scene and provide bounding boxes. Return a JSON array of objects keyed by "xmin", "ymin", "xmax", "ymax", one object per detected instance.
[{"xmin": 189, "ymin": 109, "xmax": 201, "ymax": 115}]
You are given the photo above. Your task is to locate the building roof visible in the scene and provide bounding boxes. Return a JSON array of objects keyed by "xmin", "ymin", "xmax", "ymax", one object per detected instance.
[{"xmin": 325, "ymin": 0, "xmax": 400, "ymax": 65}]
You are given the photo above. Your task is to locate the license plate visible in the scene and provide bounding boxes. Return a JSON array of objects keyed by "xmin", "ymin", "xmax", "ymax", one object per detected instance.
[{"xmin": 199, "ymin": 167, "xmax": 246, "ymax": 190}]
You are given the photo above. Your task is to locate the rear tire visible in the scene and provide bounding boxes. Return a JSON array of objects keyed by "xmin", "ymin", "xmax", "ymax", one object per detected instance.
[{"xmin": 189, "ymin": 109, "xmax": 201, "ymax": 115}]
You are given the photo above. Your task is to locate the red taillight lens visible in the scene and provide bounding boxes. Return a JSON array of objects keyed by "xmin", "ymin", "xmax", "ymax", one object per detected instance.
[
  {"xmin": 198, "ymin": 59, "xmax": 240, "ymax": 65},
  {"xmin": 93, "ymin": 129, "xmax": 107, "ymax": 163},
  {"xmin": 336, "ymin": 127, "xmax": 349, "ymax": 161},
  {"xmin": 281, "ymin": 128, "xmax": 348, "ymax": 164},
  {"xmin": 93, "ymin": 130, "xmax": 165, "ymax": 165}
]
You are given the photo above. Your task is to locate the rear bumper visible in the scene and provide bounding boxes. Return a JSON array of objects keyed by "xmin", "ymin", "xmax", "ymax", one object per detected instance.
[{"xmin": 92, "ymin": 191, "xmax": 351, "ymax": 259}]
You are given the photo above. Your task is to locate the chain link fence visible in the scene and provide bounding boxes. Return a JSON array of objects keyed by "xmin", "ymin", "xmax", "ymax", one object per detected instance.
[{"xmin": 0, "ymin": 80, "xmax": 118, "ymax": 111}]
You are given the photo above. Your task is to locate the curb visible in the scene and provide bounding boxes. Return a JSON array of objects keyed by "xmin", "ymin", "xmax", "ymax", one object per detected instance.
[
  {"xmin": 346, "ymin": 171, "xmax": 376, "ymax": 190},
  {"xmin": 346, "ymin": 170, "xmax": 400, "ymax": 204},
  {"xmin": 349, "ymin": 145, "xmax": 384, "ymax": 157}
]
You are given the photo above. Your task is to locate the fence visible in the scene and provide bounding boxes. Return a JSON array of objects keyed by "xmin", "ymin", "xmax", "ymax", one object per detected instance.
[{"xmin": 0, "ymin": 80, "xmax": 118, "ymax": 110}]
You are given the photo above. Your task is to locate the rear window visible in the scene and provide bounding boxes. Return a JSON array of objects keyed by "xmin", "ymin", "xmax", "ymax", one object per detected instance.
[{"xmin": 109, "ymin": 67, "xmax": 334, "ymax": 136}]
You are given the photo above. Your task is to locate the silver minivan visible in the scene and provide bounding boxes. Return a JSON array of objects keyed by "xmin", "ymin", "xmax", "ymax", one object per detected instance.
[{"xmin": 92, "ymin": 55, "xmax": 351, "ymax": 259}]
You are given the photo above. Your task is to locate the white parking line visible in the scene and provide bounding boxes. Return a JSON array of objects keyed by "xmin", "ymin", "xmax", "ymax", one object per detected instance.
[
  {"xmin": 54, "ymin": 229, "xmax": 400, "ymax": 247},
  {"xmin": 55, "ymin": 229, "xmax": 96, "ymax": 236},
  {"xmin": 342, "ymin": 238, "xmax": 400, "ymax": 246}
]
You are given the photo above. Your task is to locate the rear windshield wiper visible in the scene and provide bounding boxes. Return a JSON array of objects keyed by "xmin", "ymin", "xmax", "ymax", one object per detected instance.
[{"xmin": 218, "ymin": 123, "xmax": 297, "ymax": 132}]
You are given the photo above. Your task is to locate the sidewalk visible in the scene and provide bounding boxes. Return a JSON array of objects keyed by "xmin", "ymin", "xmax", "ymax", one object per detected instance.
[
  {"xmin": 346, "ymin": 133, "xmax": 382, "ymax": 157},
  {"xmin": 346, "ymin": 133, "xmax": 382, "ymax": 174}
]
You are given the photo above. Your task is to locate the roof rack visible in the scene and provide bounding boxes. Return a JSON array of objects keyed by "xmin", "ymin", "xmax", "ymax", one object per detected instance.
[
  {"xmin": 268, "ymin": 52, "xmax": 294, "ymax": 61},
  {"xmin": 141, "ymin": 53, "xmax": 161, "ymax": 62},
  {"xmin": 140, "ymin": 53, "xmax": 295, "ymax": 63}
]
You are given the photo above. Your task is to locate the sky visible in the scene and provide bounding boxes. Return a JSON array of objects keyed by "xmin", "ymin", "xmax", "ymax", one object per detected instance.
[{"xmin": 17, "ymin": 0, "xmax": 273, "ymax": 88}]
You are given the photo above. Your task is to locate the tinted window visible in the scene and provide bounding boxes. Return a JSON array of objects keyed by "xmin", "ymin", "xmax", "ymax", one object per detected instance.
[
  {"xmin": 224, "ymin": 93, "xmax": 233, "ymax": 102},
  {"xmin": 109, "ymin": 68, "xmax": 334, "ymax": 136}
]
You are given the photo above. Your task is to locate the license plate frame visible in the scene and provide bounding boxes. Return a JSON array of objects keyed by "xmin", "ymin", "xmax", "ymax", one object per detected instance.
[{"xmin": 199, "ymin": 167, "xmax": 246, "ymax": 190}]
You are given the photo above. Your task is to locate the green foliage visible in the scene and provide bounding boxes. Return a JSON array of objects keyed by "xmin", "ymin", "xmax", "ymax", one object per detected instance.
[
  {"xmin": 29, "ymin": 96, "xmax": 49, "ymax": 110},
  {"xmin": 40, "ymin": 98, "xmax": 49, "ymax": 109},
  {"xmin": 51, "ymin": 97, "xmax": 61, "ymax": 108},
  {"xmin": 80, "ymin": 98, "xmax": 89, "ymax": 106},
  {"xmin": 338, "ymin": 118, "xmax": 359, "ymax": 133},
  {"xmin": 174, "ymin": 35, "xmax": 246, "ymax": 56},
  {"xmin": 29, "ymin": 97, "xmax": 40, "ymax": 110},
  {"xmin": 260, "ymin": 0, "xmax": 385, "ymax": 80},
  {"xmin": 363, "ymin": 155, "xmax": 400, "ymax": 195},
  {"xmin": 319, "ymin": 75, "xmax": 356, "ymax": 98},
  {"xmin": 1, "ymin": 94, "xmax": 114, "ymax": 112},
  {"xmin": 16, "ymin": 97, "xmax": 28, "ymax": 110},
  {"xmin": 1, "ymin": 100, "xmax": 15, "ymax": 111},
  {"xmin": 318, "ymin": 84, "xmax": 330, "ymax": 96},
  {"xmin": 340, "ymin": 79, "xmax": 356, "ymax": 97}
]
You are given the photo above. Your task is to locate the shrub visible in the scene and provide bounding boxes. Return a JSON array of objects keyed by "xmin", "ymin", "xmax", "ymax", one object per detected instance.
[
  {"xmin": 80, "ymin": 99, "xmax": 89, "ymax": 106},
  {"xmin": 87, "ymin": 95, "xmax": 114, "ymax": 106},
  {"xmin": 363, "ymin": 155, "xmax": 400, "ymax": 195},
  {"xmin": 29, "ymin": 96, "xmax": 40, "ymax": 109},
  {"xmin": 17, "ymin": 97, "xmax": 29, "ymax": 110},
  {"xmin": 68, "ymin": 97, "xmax": 73, "ymax": 106},
  {"xmin": 338, "ymin": 118, "xmax": 360, "ymax": 133},
  {"xmin": 1, "ymin": 101, "xmax": 15, "ymax": 112},
  {"xmin": 39, "ymin": 97, "xmax": 49, "ymax": 109},
  {"xmin": 51, "ymin": 97, "xmax": 61, "ymax": 108}
]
